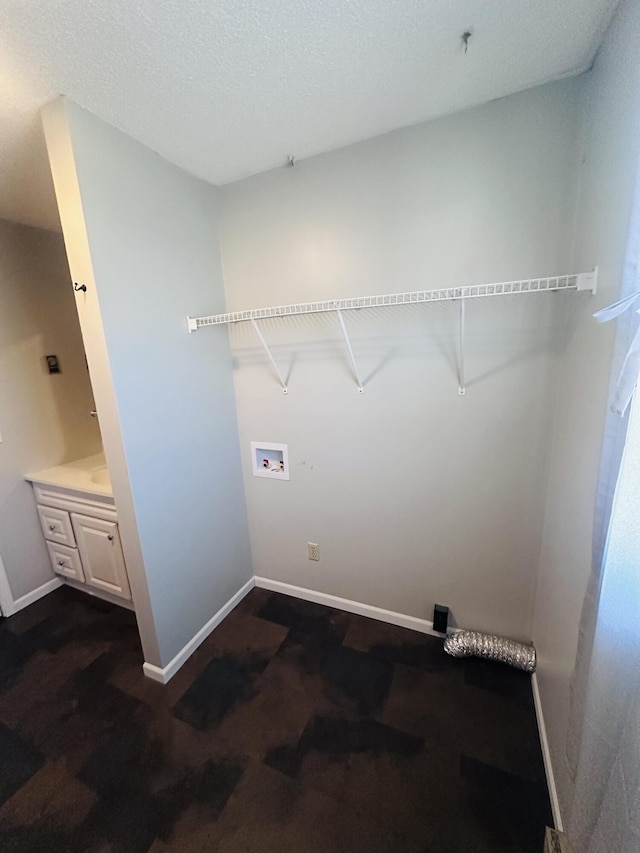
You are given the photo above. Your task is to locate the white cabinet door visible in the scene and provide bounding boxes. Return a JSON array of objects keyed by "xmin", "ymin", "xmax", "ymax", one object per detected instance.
[{"xmin": 70, "ymin": 513, "xmax": 131, "ymax": 600}]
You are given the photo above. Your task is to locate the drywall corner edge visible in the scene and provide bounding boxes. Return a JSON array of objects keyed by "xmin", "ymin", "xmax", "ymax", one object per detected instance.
[{"xmin": 40, "ymin": 96, "xmax": 163, "ymax": 667}]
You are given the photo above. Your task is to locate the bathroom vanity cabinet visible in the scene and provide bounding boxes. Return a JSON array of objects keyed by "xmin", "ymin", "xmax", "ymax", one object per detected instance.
[{"xmin": 26, "ymin": 454, "xmax": 133, "ymax": 607}]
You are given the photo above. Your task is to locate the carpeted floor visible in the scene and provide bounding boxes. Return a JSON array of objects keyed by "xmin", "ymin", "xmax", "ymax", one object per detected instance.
[{"xmin": 0, "ymin": 585, "xmax": 552, "ymax": 852}]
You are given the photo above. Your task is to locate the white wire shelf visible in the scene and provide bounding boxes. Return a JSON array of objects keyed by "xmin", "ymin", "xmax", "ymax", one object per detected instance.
[
  {"xmin": 187, "ymin": 270, "xmax": 598, "ymax": 331},
  {"xmin": 187, "ymin": 269, "xmax": 597, "ymax": 395}
]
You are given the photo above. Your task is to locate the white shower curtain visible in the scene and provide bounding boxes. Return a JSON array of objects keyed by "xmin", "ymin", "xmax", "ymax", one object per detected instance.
[
  {"xmin": 566, "ymin": 166, "xmax": 640, "ymax": 851},
  {"xmin": 569, "ymin": 389, "xmax": 640, "ymax": 852}
]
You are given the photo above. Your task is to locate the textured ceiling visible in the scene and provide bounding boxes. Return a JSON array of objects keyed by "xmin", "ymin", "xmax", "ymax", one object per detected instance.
[{"xmin": 0, "ymin": 0, "xmax": 620, "ymax": 231}]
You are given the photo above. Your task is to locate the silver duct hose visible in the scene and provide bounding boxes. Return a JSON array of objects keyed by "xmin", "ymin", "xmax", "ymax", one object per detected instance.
[{"xmin": 444, "ymin": 630, "xmax": 536, "ymax": 672}]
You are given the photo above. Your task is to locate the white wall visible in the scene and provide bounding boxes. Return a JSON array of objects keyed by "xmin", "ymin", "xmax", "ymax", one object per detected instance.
[
  {"xmin": 0, "ymin": 218, "xmax": 101, "ymax": 601},
  {"xmin": 218, "ymin": 77, "xmax": 584, "ymax": 639},
  {"xmin": 43, "ymin": 99, "xmax": 252, "ymax": 668},
  {"xmin": 532, "ymin": 0, "xmax": 640, "ymax": 825}
]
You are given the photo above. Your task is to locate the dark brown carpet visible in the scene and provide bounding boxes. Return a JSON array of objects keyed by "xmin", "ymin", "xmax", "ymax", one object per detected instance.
[{"xmin": 0, "ymin": 585, "xmax": 552, "ymax": 852}]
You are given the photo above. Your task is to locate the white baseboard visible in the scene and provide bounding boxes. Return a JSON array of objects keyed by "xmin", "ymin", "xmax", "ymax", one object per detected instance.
[
  {"xmin": 60, "ymin": 577, "xmax": 135, "ymax": 611},
  {"xmin": 0, "ymin": 553, "xmax": 16, "ymax": 616},
  {"xmin": 532, "ymin": 672, "xmax": 563, "ymax": 832},
  {"xmin": 143, "ymin": 576, "xmax": 440, "ymax": 685},
  {"xmin": 5, "ymin": 576, "xmax": 63, "ymax": 616},
  {"xmin": 253, "ymin": 576, "xmax": 440, "ymax": 637},
  {"xmin": 143, "ymin": 577, "xmax": 255, "ymax": 684}
]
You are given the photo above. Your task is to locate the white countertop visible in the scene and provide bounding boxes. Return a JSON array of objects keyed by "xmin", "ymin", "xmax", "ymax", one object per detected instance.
[{"xmin": 26, "ymin": 453, "xmax": 113, "ymax": 497}]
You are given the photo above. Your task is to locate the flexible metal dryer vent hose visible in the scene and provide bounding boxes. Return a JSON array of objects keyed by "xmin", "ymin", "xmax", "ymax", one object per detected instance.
[{"xmin": 444, "ymin": 630, "xmax": 536, "ymax": 673}]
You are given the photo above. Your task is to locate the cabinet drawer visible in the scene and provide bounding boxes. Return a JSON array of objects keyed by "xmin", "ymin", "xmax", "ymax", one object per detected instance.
[
  {"xmin": 37, "ymin": 505, "xmax": 76, "ymax": 547},
  {"xmin": 46, "ymin": 541, "xmax": 84, "ymax": 582}
]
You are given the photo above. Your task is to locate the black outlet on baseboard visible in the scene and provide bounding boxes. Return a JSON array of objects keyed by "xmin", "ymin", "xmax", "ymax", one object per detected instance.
[{"xmin": 433, "ymin": 604, "xmax": 449, "ymax": 634}]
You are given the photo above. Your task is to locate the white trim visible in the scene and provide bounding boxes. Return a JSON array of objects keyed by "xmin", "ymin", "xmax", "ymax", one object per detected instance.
[
  {"xmin": 142, "ymin": 577, "xmax": 255, "ymax": 684},
  {"xmin": 532, "ymin": 672, "xmax": 564, "ymax": 832},
  {"xmin": 143, "ymin": 576, "xmax": 443, "ymax": 685},
  {"xmin": 0, "ymin": 553, "xmax": 15, "ymax": 617},
  {"xmin": 253, "ymin": 576, "xmax": 443, "ymax": 637},
  {"xmin": 7, "ymin": 577, "xmax": 63, "ymax": 616},
  {"xmin": 142, "ymin": 661, "xmax": 170, "ymax": 683},
  {"xmin": 60, "ymin": 577, "xmax": 135, "ymax": 611}
]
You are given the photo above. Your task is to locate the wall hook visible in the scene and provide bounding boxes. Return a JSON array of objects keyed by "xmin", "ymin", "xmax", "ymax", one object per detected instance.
[
  {"xmin": 74, "ymin": 282, "xmax": 87, "ymax": 292},
  {"xmin": 462, "ymin": 30, "xmax": 472, "ymax": 53}
]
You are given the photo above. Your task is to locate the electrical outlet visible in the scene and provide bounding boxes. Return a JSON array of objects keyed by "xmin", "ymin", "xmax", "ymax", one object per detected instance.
[{"xmin": 308, "ymin": 542, "xmax": 320, "ymax": 561}]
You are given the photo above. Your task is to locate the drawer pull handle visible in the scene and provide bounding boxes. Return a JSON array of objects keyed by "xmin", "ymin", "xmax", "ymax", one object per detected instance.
[
  {"xmin": 107, "ymin": 534, "xmax": 113, "ymax": 541},
  {"xmin": 49, "ymin": 524, "xmax": 56, "ymax": 531},
  {"xmin": 58, "ymin": 560, "xmax": 65, "ymax": 566}
]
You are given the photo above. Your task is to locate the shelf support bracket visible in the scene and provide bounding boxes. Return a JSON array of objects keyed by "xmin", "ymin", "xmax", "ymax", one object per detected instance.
[
  {"xmin": 458, "ymin": 298, "xmax": 466, "ymax": 396},
  {"xmin": 250, "ymin": 319, "xmax": 288, "ymax": 394},
  {"xmin": 336, "ymin": 307, "xmax": 364, "ymax": 393},
  {"xmin": 576, "ymin": 266, "xmax": 598, "ymax": 294}
]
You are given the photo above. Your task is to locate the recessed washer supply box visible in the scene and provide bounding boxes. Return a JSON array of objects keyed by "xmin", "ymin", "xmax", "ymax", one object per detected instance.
[{"xmin": 251, "ymin": 442, "xmax": 289, "ymax": 480}]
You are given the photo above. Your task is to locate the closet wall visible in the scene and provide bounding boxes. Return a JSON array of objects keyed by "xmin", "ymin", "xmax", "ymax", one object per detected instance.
[
  {"xmin": 533, "ymin": 0, "xmax": 640, "ymax": 824},
  {"xmin": 0, "ymin": 218, "xmax": 100, "ymax": 601},
  {"xmin": 43, "ymin": 99, "xmax": 253, "ymax": 668},
  {"xmin": 217, "ymin": 76, "xmax": 585, "ymax": 638}
]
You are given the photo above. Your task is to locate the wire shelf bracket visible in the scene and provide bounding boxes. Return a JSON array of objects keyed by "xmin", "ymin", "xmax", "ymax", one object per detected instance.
[
  {"xmin": 186, "ymin": 269, "xmax": 598, "ymax": 395},
  {"xmin": 458, "ymin": 297, "xmax": 466, "ymax": 396},
  {"xmin": 250, "ymin": 318, "xmax": 288, "ymax": 394},
  {"xmin": 335, "ymin": 307, "xmax": 364, "ymax": 393}
]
